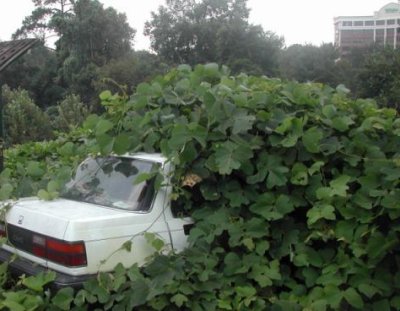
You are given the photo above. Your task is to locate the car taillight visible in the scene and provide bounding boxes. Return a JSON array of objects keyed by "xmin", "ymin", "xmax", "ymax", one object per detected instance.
[{"xmin": 32, "ymin": 233, "xmax": 87, "ymax": 267}]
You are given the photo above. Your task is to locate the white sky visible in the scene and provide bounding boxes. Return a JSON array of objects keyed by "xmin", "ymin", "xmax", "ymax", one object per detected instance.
[{"xmin": 0, "ymin": 0, "xmax": 396, "ymax": 50}]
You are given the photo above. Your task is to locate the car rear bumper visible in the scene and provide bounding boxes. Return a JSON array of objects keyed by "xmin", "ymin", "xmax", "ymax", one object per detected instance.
[{"xmin": 0, "ymin": 247, "xmax": 94, "ymax": 289}]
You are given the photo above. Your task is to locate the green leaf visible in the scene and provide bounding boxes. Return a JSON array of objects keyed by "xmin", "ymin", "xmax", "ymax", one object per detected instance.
[
  {"xmin": 52, "ymin": 287, "xmax": 74, "ymax": 311},
  {"xmin": 134, "ymin": 172, "xmax": 156, "ymax": 185},
  {"xmin": 144, "ymin": 232, "xmax": 165, "ymax": 251},
  {"xmin": 302, "ymin": 127, "xmax": 323, "ymax": 153},
  {"xmin": 47, "ymin": 180, "xmax": 60, "ymax": 193},
  {"xmin": 242, "ymin": 238, "xmax": 255, "ymax": 251},
  {"xmin": 224, "ymin": 253, "xmax": 243, "ymax": 276},
  {"xmin": 83, "ymin": 114, "xmax": 100, "ymax": 130},
  {"xmin": 169, "ymin": 123, "xmax": 207, "ymax": 150},
  {"xmin": 22, "ymin": 271, "xmax": 56, "ymax": 292},
  {"xmin": 335, "ymin": 220, "xmax": 354, "ymax": 242},
  {"xmin": 37, "ymin": 189, "xmax": 52, "ymax": 201},
  {"xmin": 168, "ymin": 124, "xmax": 191, "ymax": 150},
  {"xmin": 343, "ymin": 288, "xmax": 364, "ymax": 309},
  {"xmin": 203, "ymin": 63, "xmax": 220, "ymax": 77},
  {"xmin": 372, "ymin": 299, "xmax": 391, "ymax": 311},
  {"xmin": 152, "ymin": 238, "xmax": 165, "ymax": 251},
  {"xmin": 291, "ymin": 163, "xmax": 308, "ymax": 185},
  {"xmin": 0, "ymin": 183, "xmax": 13, "ymax": 200},
  {"xmin": 330, "ymin": 175, "xmax": 351, "ymax": 197},
  {"xmin": 26, "ymin": 161, "xmax": 44, "ymax": 178},
  {"xmin": 322, "ymin": 104, "xmax": 337, "ymax": 118},
  {"xmin": 235, "ymin": 286, "xmax": 256, "ymax": 297},
  {"xmin": 96, "ymin": 134, "xmax": 114, "ymax": 154},
  {"xmin": 113, "ymin": 134, "xmax": 131, "ymax": 154},
  {"xmin": 214, "ymin": 141, "xmax": 251, "ymax": 175},
  {"xmin": 248, "ymin": 154, "xmax": 289, "ymax": 189},
  {"xmin": 171, "ymin": 293, "xmax": 188, "ymax": 307},
  {"xmin": 332, "ymin": 116, "xmax": 354, "ymax": 132},
  {"xmin": 381, "ymin": 190, "xmax": 400, "ymax": 209},
  {"xmin": 307, "ymin": 204, "xmax": 336, "ymax": 225},
  {"xmin": 121, "ymin": 241, "xmax": 132, "ymax": 252},
  {"xmin": 309, "ymin": 161, "xmax": 324, "ymax": 175},
  {"xmin": 1, "ymin": 300, "xmax": 25, "ymax": 311},
  {"xmin": 358, "ymin": 283, "xmax": 380, "ymax": 298},
  {"xmin": 316, "ymin": 187, "xmax": 332, "ymax": 200},
  {"xmin": 218, "ymin": 300, "xmax": 233, "ymax": 310},
  {"xmin": 96, "ymin": 119, "xmax": 114, "ymax": 135},
  {"xmin": 336, "ymin": 84, "xmax": 350, "ymax": 94},
  {"xmin": 232, "ymin": 109, "xmax": 255, "ymax": 134},
  {"xmin": 57, "ymin": 142, "xmax": 75, "ymax": 157},
  {"xmin": 99, "ymin": 90, "xmax": 112, "ymax": 101}
]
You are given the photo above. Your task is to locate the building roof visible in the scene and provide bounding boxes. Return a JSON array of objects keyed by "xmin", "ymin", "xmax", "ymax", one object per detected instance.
[{"xmin": 0, "ymin": 39, "xmax": 40, "ymax": 73}]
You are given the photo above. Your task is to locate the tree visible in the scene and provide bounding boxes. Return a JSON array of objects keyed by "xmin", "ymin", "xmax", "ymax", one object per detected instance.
[
  {"xmin": 94, "ymin": 50, "xmax": 169, "ymax": 95},
  {"xmin": 15, "ymin": 0, "xmax": 136, "ymax": 106},
  {"xmin": 279, "ymin": 43, "xmax": 339, "ymax": 85},
  {"xmin": 13, "ymin": 0, "xmax": 75, "ymax": 40},
  {"xmin": 144, "ymin": 0, "xmax": 283, "ymax": 75},
  {"xmin": 357, "ymin": 48, "xmax": 400, "ymax": 110},
  {"xmin": 332, "ymin": 45, "xmax": 377, "ymax": 96},
  {"xmin": 0, "ymin": 43, "xmax": 65, "ymax": 107}
]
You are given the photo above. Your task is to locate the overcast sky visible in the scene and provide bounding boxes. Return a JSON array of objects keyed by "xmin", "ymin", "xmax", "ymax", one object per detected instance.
[{"xmin": 0, "ymin": 0, "xmax": 396, "ymax": 50}]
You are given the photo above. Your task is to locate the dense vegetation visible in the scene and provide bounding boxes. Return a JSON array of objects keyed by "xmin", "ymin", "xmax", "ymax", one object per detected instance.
[
  {"xmin": 0, "ymin": 64, "xmax": 399, "ymax": 310},
  {"xmin": 1, "ymin": 0, "xmax": 400, "ymax": 309},
  {"xmin": 2, "ymin": 0, "xmax": 400, "ymax": 148}
]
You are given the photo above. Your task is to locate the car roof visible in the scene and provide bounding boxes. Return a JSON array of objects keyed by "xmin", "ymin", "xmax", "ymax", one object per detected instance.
[{"xmin": 123, "ymin": 152, "xmax": 167, "ymax": 164}]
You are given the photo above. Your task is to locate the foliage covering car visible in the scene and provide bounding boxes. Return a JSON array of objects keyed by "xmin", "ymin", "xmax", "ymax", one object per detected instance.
[
  {"xmin": 0, "ymin": 64, "xmax": 399, "ymax": 310},
  {"xmin": 0, "ymin": 153, "xmax": 191, "ymax": 287}
]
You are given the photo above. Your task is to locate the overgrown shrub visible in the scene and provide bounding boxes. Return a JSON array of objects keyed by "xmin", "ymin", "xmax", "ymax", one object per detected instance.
[
  {"xmin": 47, "ymin": 94, "xmax": 90, "ymax": 132},
  {"xmin": 1, "ymin": 64, "xmax": 400, "ymax": 310},
  {"xmin": 2, "ymin": 86, "xmax": 53, "ymax": 145}
]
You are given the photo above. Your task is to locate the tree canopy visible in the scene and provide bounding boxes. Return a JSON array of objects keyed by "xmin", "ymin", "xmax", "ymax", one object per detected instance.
[
  {"xmin": 280, "ymin": 43, "xmax": 339, "ymax": 85},
  {"xmin": 12, "ymin": 0, "xmax": 136, "ymax": 106},
  {"xmin": 13, "ymin": 0, "xmax": 76, "ymax": 40},
  {"xmin": 358, "ymin": 48, "xmax": 400, "ymax": 110},
  {"xmin": 145, "ymin": 0, "xmax": 283, "ymax": 75}
]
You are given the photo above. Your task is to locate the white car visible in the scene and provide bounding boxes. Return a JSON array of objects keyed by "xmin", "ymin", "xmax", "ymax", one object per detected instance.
[{"xmin": 0, "ymin": 153, "xmax": 192, "ymax": 287}]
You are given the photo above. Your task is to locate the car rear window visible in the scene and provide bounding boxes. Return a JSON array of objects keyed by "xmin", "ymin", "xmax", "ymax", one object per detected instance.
[{"xmin": 61, "ymin": 156, "xmax": 157, "ymax": 211}]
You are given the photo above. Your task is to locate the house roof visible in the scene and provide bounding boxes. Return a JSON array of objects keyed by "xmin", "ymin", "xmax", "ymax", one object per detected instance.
[{"xmin": 0, "ymin": 39, "xmax": 40, "ymax": 73}]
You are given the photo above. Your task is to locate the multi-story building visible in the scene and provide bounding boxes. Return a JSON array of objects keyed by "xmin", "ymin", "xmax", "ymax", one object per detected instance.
[{"xmin": 334, "ymin": 2, "xmax": 400, "ymax": 51}]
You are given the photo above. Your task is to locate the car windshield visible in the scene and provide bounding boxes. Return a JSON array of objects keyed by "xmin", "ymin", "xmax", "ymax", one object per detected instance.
[{"xmin": 61, "ymin": 156, "xmax": 156, "ymax": 211}]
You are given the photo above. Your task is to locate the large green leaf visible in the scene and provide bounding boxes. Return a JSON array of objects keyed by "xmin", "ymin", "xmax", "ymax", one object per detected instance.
[
  {"xmin": 302, "ymin": 127, "xmax": 323, "ymax": 153},
  {"xmin": 307, "ymin": 204, "xmax": 336, "ymax": 225},
  {"xmin": 343, "ymin": 288, "xmax": 364, "ymax": 309}
]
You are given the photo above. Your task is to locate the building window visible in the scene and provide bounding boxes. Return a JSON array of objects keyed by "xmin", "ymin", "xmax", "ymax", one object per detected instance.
[
  {"xmin": 354, "ymin": 21, "xmax": 363, "ymax": 26},
  {"xmin": 387, "ymin": 19, "xmax": 396, "ymax": 25},
  {"xmin": 343, "ymin": 21, "xmax": 352, "ymax": 26},
  {"xmin": 365, "ymin": 20, "xmax": 374, "ymax": 26},
  {"xmin": 376, "ymin": 20, "xmax": 385, "ymax": 26}
]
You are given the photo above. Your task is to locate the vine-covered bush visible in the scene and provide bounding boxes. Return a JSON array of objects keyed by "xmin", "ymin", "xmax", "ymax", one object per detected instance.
[
  {"xmin": 47, "ymin": 94, "xmax": 91, "ymax": 133},
  {"xmin": 1, "ymin": 64, "xmax": 400, "ymax": 310},
  {"xmin": 2, "ymin": 86, "xmax": 53, "ymax": 145}
]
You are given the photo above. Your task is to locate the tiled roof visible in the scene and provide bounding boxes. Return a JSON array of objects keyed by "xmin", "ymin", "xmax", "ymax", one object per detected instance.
[{"xmin": 0, "ymin": 39, "xmax": 40, "ymax": 72}]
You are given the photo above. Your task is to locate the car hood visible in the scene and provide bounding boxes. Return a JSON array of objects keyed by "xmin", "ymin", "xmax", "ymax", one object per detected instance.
[{"xmin": 5, "ymin": 197, "xmax": 130, "ymax": 240}]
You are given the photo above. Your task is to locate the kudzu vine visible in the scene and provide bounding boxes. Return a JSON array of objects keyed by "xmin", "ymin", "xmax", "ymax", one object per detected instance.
[{"xmin": 0, "ymin": 64, "xmax": 399, "ymax": 310}]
